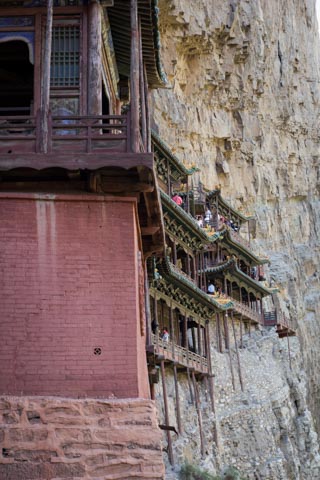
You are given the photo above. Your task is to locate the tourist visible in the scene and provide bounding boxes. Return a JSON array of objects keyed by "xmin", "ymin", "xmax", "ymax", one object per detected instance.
[
  {"xmin": 204, "ymin": 208, "xmax": 212, "ymax": 225},
  {"xmin": 207, "ymin": 282, "xmax": 215, "ymax": 294},
  {"xmin": 172, "ymin": 192, "xmax": 183, "ymax": 206},
  {"xmin": 196, "ymin": 215, "xmax": 204, "ymax": 227},
  {"xmin": 161, "ymin": 327, "xmax": 169, "ymax": 342}
]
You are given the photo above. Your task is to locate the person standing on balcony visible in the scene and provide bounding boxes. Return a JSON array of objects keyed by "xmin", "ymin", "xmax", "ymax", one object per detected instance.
[
  {"xmin": 205, "ymin": 208, "xmax": 212, "ymax": 225},
  {"xmin": 161, "ymin": 327, "xmax": 169, "ymax": 342},
  {"xmin": 172, "ymin": 192, "xmax": 183, "ymax": 207},
  {"xmin": 207, "ymin": 282, "xmax": 215, "ymax": 294}
]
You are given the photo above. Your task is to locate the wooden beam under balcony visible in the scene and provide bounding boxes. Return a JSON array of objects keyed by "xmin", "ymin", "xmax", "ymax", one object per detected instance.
[{"xmin": 0, "ymin": 152, "xmax": 154, "ymax": 171}]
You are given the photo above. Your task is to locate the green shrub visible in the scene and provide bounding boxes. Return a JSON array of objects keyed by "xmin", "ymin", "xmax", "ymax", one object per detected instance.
[
  {"xmin": 179, "ymin": 463, "xmax": 220, "ymax": 480},
  {"xmin": 179, "ymin": 464, "xmax": 247, "ymax": 480}
]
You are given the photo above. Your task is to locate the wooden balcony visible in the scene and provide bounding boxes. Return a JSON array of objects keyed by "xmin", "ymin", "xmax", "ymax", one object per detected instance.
[
  {"xmin": 264, "ymin": 310, "xmax": 296, "ymax": 337},
  {"xmin": 147, "ymin": 334, "xmax": 209, "ymax": 374},
  {"xmin": 0, "ymin": 111, "xmax": 153, "ymax": 171},
  {"xmin": 229, "ymin": 297, "xmax": 263, "ymax": 324}
]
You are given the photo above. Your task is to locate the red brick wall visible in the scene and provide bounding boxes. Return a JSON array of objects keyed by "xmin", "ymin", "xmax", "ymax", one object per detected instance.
[
  {"xmin": 0, "ymin": 193, "xmax": 149, "ymax": 399},
  {"xmin": 0, "ymin": 396, "xmax": 165, "ymax": 479}
]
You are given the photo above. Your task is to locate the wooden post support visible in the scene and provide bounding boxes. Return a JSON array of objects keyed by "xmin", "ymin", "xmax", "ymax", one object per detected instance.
[
  {"xmin": 231, "ymin": 312, "xmax": 244, "ymax": 391},
  {"xmin": 130, "ymin": 0, "xmax": 140, "ymax": 152},
  {"xmin": 187, "ymin": 367, "xmax": 194, "ymax": 404},
  {"xmin": 144, "ymin": 267, "xmax": 152, "ymax": 347},
  {"xmin": 223, "ymin": 312, "xmax": 230, "ymax": 350},
  {"xmin": 88, "ymin": 1, "xmax": 102, "ymax": 115},
  {"xmin": 225, "ymin": 313, "xmax": 236, "ymax": 390},
  {"xmin": 40, "ymin": 0, "xmax": 53, "ymax": 153},
  {"xmin": 216, "ymin": 313, "xmax": 223, "ymax": 353},
  {"xmin": 192, "ymin": 371, "xmax": 205, "ymax": 457},
  {"xmin": 160, "ymin": 361, "xmax": 174, "ymax": 465},
  {"xmin": 205, "ymin": 321, "xmax": 216, "ymax": 414},
  {"xmin": 287, "ymin": 333, "xmax": 292, "ymax": 370},
  {"xmin": 173, "ymin": 364, "xmax": 182, "ymax": 434}
]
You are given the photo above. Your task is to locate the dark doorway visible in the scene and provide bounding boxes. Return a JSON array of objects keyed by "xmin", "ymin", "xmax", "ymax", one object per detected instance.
[{"xmin": 0, "ymin": 40, "xmax": 34, "ymax": 116}]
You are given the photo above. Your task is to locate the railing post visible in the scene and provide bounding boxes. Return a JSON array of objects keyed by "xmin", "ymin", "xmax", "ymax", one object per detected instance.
[{"xmin": 126, "ymin": 110, "xmax": 131, "ymax": 152}]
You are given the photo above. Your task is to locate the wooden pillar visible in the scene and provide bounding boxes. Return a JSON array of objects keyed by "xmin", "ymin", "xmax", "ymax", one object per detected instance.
[
  {"xmin": 144, "ymin": 268, "xmax": 152, "ymax": 346},
  {"xmin": 186, "ymin": 176, "xmax": 190, "ymax": 214},
  {"xmin": 88, "ymin": 1, "xmax": 102, "ymax": 115},
  {"xmin": 216, "ymin": 313, "xmax": 223, "ymax": 353},
  {"xmin": 231, "ymin": 312, "xmax": 244, "ymax": 391},
  {"xmin": 169, "ymin": 303, "xmax": 175, "ymax": 359},
  {"xmin": 130, "ymin": 0, "xmax": 140, "ymax": 152},
  {"xmin": 173, "ymin": 364, "xmax": 182, "ymax": 434},
  {"xmin": 187, "ymin": 254, "xmax": 191, "ymax": 277},
  {"xmin": 225, "ymin": 313, "xmax": 235, "ymax": 390},
  {"xmin": 160, "ymin": 361, "xmax": 174, "ymax": 465},
  {"xmin": 172, "ymin": 241, "xmax": 177, "ymax": 265},
  {"xmin": 192, "ymin": 255, "xmax": 197, "ymax": 281},
  {"xmin": 40, "ymin": 0, "xmax": 53, "ymax": 153},
  {"xmin": 143, "ymin": 64, "xmax": 151, "ymax": 152},
  {"xmin": 139, "ymin": 20, "xmax": 147, "ymax": 151},
  {"xmin": 205, "ymin": 321, "xmax": 215, "ymax": 414},
  {"xmin": 223, "ymin": 312, "xmax": 230, "ymax": 350},
  {"xmin": 287, "ymin": 333, "xmax": 292, "ymax": 370},
  {"xmin": 197, "ymin": 324, "xmax": 202, "ymax": 356},
  {"xmin": 192, "ymin": 371, "xmax": 205, "ymax": 457},
  {"xmin": 187, "ymin": 367, "xmax": 194, "ymax": 404}
]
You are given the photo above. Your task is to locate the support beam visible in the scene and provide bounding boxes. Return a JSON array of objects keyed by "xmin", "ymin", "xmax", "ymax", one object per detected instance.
[
  {"xmin": 192, "ymin": 371, "xmax": 205, "ymax": 457},
  {"xmin": 173, "ymin": 364, "xmax": 182, "ymax": 434},
  {"xmin": 225, "ymin": 313, "xmax": 236, "ymax": 390},
  {"xmin": 231, "ymin": 312, "xmax": 244, "ymax": 391},
  {"xmin": 160, "ymin": 361, "xmax": 174, "ymax": 466}
]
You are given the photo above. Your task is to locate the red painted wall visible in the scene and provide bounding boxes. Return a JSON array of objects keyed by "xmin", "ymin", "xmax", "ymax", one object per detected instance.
[{"xmin": 0, "ymin": 193, "xmax": 149, "ymax": 399}]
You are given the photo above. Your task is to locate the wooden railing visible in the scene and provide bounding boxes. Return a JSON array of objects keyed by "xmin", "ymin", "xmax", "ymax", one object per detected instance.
[
  {"xmin": 0, "ymin": 111, "xmax": 130, "ymax": 155},
  {"xmin": 263, "ymin": 310, "xmax": 294, "ymax": 331},
  {"xmin": 231, "ymin": 298, "xmax": 263, "ymax": 324},
  {"xmin": 148, "ymin": 333, "xmax": 208, "ymax": 374}
]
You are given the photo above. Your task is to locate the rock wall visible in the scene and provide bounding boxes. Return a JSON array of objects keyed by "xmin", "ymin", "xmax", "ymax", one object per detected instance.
[
  {"xmin": 0, "ymin": 397, "xmax": 165, "ymax": 480},
  {"xmin": 152, "ymin": 0, "xmax": 320, "ymax": 478}
]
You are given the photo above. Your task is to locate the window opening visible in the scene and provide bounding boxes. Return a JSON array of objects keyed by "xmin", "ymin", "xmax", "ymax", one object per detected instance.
[
  {"xmin": 0, "ymin": 40, "xmax": 34, "ymax": 115},
  {"xmin": 51, "ymin": 22, "xmax": 80, "ymax": 87}
]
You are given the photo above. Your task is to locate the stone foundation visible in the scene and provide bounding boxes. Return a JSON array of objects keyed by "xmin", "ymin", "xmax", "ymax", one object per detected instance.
[{"xmin": 0, "ymin": 396, "xmax": 165, "ymax": 480}]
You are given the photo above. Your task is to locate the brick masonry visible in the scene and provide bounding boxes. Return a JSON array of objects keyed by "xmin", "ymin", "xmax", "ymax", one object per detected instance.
[
  {"xmin": 0, "ymin": 396, "xmax": 165, "ymax": 479},
  {"xmin": 0, "ymin": 193, "xmax": 149, "ymax": 399}
]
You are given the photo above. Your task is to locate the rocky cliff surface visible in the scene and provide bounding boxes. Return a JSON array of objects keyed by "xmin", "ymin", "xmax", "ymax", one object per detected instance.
[{"xmin": 152, "ymin": 0, "xmax": 320, "ymax": 478}]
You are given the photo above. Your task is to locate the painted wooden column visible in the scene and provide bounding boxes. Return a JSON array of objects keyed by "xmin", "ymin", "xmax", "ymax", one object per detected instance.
[
  {"xmin": 40, "ymin": 0, "xmax": 53, "ymax": 153},
  {"xmin": 88, "ymin": 0, "xmax": 102, "ymax": 115},
  {"xmin": 130, "ymin": 0, "xmax": 140, "ymax": 152}
]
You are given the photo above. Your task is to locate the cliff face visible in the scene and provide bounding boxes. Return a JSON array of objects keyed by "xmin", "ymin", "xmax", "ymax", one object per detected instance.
[{"xmin": 152, "ymin": 0, "xmax": 320, "ymax": 478}]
